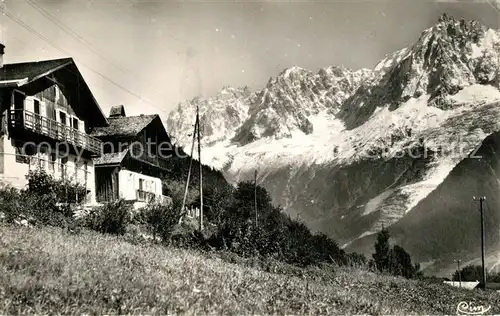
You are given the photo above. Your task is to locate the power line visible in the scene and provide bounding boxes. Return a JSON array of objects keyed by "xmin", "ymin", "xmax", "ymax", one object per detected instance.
[
  {"xmin": 25, "ymin": 0, "xmax": 135, "ymax": 78},
  {"xmin": 2, "ymin": 6, "xmax": 170, "ymax": 116}
]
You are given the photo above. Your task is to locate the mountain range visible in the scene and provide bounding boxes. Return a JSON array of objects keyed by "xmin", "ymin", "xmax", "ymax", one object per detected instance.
[{"xmin": 167, "ymin": 13, "xmax": 500, "ymax": 276}]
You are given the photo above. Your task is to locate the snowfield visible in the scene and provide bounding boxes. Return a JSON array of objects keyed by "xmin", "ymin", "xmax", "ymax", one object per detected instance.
[{"xmin": 167, "ymin": 14, "xmax": 500, "ymax": 273}]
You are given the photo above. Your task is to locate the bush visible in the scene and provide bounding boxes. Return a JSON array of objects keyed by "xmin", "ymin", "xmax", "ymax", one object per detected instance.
[
  {"xmin": 347, "ymin": 252, "xmax": 368, "ymax": 268},
  {"xmin": 204, "ymin": 181, "xmax": 347, "ymax": 268},
  {"xmin": 453, "ymin": 265, "xmax": 487, "ymax": 282},
  {"xmin": 0, "ymin": 183, "xmax": 74, "ymax": 228},
  {"xmin": 82, "ymin": 199, "xmax": 132, "ymax": 235},
  {"xmin": 135, "ymin": 196, "xmax": 183, "ymax": 244},
  {"xmin": 26, "ymin": 170, "xmax": 87, "ymax": 207}
]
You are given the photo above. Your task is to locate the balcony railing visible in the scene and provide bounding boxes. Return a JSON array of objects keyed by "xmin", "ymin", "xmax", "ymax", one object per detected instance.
[
  {"xmin": 136, "ymin": 189, "xmax": 156, "ymax": 202},
  {"xmin": 136, "ymin": 189, "xmax": 170, "ymax": 204},
  {"xmin": 9, "ymin": 109, "xmax": 102, "ymax": 155}
]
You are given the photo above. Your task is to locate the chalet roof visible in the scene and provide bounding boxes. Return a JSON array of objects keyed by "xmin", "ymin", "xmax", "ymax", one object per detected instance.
[
  {"xmin": 0, "ymin": 57, "xmax": 108, "ymax": 126},
  {"xmin": 93, "ymin": 149, "xmax": 129, "ymax": 166},
  {"xmin": 0, "ymin": 58, "xmax": 73, "ymax": 84},
  {"xmin": 90, "ymin": 114, "xmax": 158, "ymax": 137}
]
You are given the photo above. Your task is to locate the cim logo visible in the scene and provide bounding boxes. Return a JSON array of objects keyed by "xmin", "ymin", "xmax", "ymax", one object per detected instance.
[{"xmin": 456, "ymin": 301, "xmax": 491, "ymax": 315}]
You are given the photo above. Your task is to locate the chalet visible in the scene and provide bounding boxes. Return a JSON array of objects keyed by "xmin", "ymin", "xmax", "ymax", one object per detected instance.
[
  {"xmin": 0, "ymin": 45, "xmax": 107, "ymax": 203},
  {"xmin": 90, "ymin": 105, "xmax": 171, "ymax": 207}
]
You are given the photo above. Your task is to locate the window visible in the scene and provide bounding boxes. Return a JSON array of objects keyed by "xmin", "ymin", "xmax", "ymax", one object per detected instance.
[
  {"xmin": 58, "ymin": 111, "xmax": 68, "ymax": 139},
  {"xmin": 59, "ymin": 111, "xmax": 67, "ymax": 125},
  {"xmin": 15, "ymin": 144, "xmax": 28, "ymax": 164},
  {"xmin": 15, "ymin": 141, "xmax": 35, "ymax": 164},
  {"xmin": 37, "ymin": 147, "xmax": 47, "ymax": 170},
  {"xmin": 37, "ymin": 153, "xmax": 45, "ymax": 170},
  {"xmin": 139, "ymin": 178, "xmax": 144, "ymax": 191},
  {"xmin": 72, "ymin": 117, "xmax": 79, "ymax": 130},
  {"xmin": 33, "ymin": 100, "xmax": 42, "ymax": 132},
  {"xmin": 49, "ymin": 153, "xmax": 56, "ymax": 172},
  {"xmin": 61, "ymin": 157, "xmax": 68, "ymax": 180},
  {"xmin": 33, "ymin": 100, "xmax": 40, "ymax": 115},
  {"xmin": 74, "ymin": 158, "xmax": 79, "ymax": 181}
]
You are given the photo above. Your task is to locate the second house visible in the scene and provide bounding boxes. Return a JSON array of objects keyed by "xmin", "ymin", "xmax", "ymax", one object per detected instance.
[{"xmin": 90, "ymin": 105, "xmax": 172, "ymax": 208}]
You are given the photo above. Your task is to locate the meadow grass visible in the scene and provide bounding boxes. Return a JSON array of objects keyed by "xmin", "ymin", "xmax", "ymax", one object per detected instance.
[{"xmin": 0, "ymin": 224, "xmax": 499, "ymax": 315}]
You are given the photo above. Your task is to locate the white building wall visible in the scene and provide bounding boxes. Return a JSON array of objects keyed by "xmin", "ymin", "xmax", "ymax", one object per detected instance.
[
  {"xmin": 0, "ymin": 135, "xmax": 97, "ymax": 204},
  {"xmin": 118, "ymin": 169, "xmax": 162, "ymax": 201}
]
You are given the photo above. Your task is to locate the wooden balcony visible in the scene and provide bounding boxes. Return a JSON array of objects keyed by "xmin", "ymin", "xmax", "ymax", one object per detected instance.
[
  {"xmin": 9, "ymin": 109, "xmax": 102, "ymax": 155},
  {"xmin": 136, "ymin": 189, "xmax": 170, "ymax": 204}
]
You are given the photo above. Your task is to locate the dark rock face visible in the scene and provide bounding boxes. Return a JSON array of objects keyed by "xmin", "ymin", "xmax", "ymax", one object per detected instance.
[
  {"xmin": 346, "ymin": 130, "xmax": 500, "ymax": 274},
  {"xmin": 167, "ymin": 14, "xmax": 500, "ymax": 274},
  {"xmin": 238, "ymin": 144, "xmax": 437, "ymax": 247}
]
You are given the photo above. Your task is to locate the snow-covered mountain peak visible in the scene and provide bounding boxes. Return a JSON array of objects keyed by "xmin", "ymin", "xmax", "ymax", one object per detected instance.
[
  {"xmin": 167, "ymin": 14, "xmax": 500, "ymax": 274},
  {"xmin": 167, "ymin": 86, "xmax": 256, "ymax": 148},
  {"xmin": 230, "ymin": 65, "xmax": 371, "ymax": 145},
  {"xmin": 339, "ymin": 15, "xmax": 500, "ymax": 130},
  {"xmin": 279, "ymin": 65, "xmax": 310, "ymax": 78}
]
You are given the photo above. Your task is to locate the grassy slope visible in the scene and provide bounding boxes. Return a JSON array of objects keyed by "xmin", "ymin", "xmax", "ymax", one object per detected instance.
[{"xmin": 0, "ymin": 225, "xmax": 499, "ymax": 315}]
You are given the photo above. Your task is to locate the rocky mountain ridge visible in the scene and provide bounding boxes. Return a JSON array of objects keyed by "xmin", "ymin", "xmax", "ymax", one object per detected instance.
[{"xmin": 167, "ymin": 14, "xmax": 500, "ymax": 275}]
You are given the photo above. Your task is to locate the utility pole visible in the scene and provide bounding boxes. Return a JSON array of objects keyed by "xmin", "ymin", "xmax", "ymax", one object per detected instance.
[
  {"xmin": 473, "ymin": 196, "xmax": 487, "ymax": 289},
  {"xmin": 254, "ymin": 169, "xmax": 258, "ymax": 228},
  {"xmin": 454, "ymin": 259, "xmax": 462, "ymax": 288},
  {"xmin": 197, "ymin": 105, "xmax": 203, "ymax": 231},
  {"xmin": 180, "ymin": 112, "xmax": 198, "ymax": 222}
]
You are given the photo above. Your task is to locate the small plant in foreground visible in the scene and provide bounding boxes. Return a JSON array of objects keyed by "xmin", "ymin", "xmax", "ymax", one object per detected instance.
[
  {"xmin": 82, "ymin": 199, "xmax": 132, "ymax": 235},
  {"xmin": 135, "ymin": 196, "xmax": 183, "ymax": 244}
]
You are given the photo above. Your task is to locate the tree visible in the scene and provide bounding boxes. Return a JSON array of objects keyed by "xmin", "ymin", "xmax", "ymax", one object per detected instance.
[
  {"xmin": 347, "ymin": 252, "xmax": 367, "ymax": 267},
  {"xmin": 389, "ymin": 245, "xmax": 416, "ymax": 278},
  {"xmin": 453, "ymin": 265, "xmax": 483, "ymax": 282},
  {"xmin": 372, "ymin": 227, "xmax": 391, "ymax": 273},
  {"xmin": 233, "ymin": 181, "xmax": 272, "ymax": 217}
]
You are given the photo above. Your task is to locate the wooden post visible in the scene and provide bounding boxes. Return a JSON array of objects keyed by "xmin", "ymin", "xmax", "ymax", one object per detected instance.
[
  {"xmin": 254, "ymin": 169, "xmax": 258, "ymax": 228},
  {"xmin": 181, "ymin": 113, "xmax": 198, "ymax": 222},
  {"xmin": 197, "ymin": 105, "xmax": 203, "ymax": 231},
  {"xmin": 480, "ymin": 197, "xmax": 486, "ymax": 289},
  {"xmin": 473, "ymin": 196, "xmax": 487, "ymax": 289}
]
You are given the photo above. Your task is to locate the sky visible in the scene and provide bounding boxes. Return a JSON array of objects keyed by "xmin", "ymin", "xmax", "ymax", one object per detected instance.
[{"xmin": 0, "ymin": 0, "xmax": 498, "ymax": 119}]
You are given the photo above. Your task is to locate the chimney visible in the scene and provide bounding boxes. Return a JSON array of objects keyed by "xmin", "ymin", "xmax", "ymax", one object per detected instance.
[
  {"xmin": 0, "ymin": 43, "xmax": 5, "ymax": 69},
  {"xmin": 109, "ymin": 105, "xmax": 126, "ymax": 118}
]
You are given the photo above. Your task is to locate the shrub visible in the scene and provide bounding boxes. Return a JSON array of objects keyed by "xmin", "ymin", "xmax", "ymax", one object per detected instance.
[
  {"xmin": 26, "ymin": 170, "xmax": 87, "ymax": 206},
  {"xmin": 0, "ymin": 182, "xmax": 74, "ymax": 228},
  {"xmin": 82, "ymin": 199, "xmax": 132, "ymax": 235},
  {"xmin": 135, "ymin": 196, "xmax": 183, "ymax": 245},
  {"xmin": 205, "ymin": 181, "xmax": 347, "ymax": 268},
  {"xmin": 453, "ymin": 265, "xmax": 485, "ymax": 282},
  {"xmin": 346, "ymin": 252, "xmax": 368, "ymax": 268}
]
